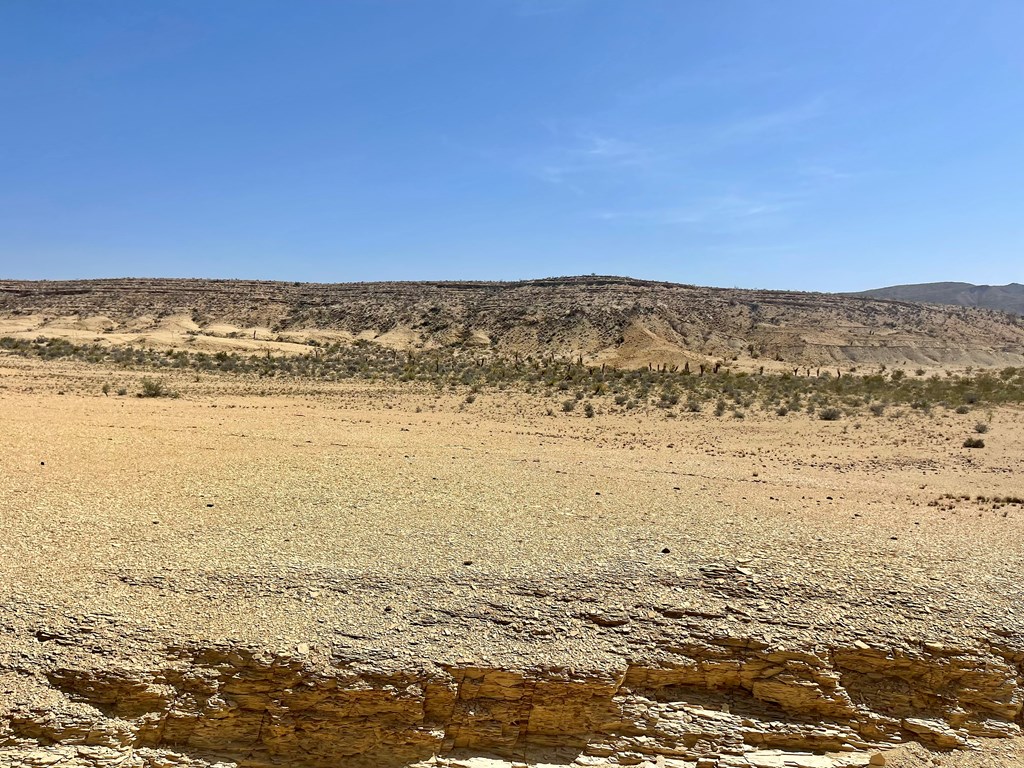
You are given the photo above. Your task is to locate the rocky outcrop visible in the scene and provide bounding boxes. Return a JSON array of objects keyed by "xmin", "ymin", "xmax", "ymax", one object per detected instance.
[
  {"xmin": 2, "ymin": 620, "xmax": 1022, "ymax": 768},
  {"xmin": 2, "ymin": 276, "xmax": 1022, "ymax": 367}
]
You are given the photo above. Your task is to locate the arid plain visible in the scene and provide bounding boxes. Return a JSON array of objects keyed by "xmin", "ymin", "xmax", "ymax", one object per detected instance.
[{"xmin": 2, "ymin": 279, "xmax": 1024, "ymax": 768}]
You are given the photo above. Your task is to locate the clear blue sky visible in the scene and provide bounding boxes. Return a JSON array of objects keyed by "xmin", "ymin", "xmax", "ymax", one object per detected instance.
[{"xmin": 2, "ymin": 1, "xmax": 1022, "ymax": 290}]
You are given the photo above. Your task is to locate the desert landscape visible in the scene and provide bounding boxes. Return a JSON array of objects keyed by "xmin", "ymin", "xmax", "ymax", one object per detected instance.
[{"xmin": 0, "ymin": 278, "xmax": 1023, "ymax": 768}]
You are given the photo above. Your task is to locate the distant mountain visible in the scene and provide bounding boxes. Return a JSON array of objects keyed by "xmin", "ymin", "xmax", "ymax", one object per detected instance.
[{"xmin": 851, "ymin": 282, "xmax": 1024, "ymax": 315}]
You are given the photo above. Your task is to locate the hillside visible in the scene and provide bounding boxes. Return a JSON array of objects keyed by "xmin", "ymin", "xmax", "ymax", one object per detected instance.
[
  {"xmin": 851, "ymin": 281, "xmax": 1024, "ymax": 315},
  {"xmin": 2, "ymin": 276, "xmax": 1023, "ymax": 368}
]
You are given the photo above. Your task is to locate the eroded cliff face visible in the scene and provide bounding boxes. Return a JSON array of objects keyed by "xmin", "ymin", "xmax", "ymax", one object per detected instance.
[
  {"xmin": 2, "ymin": 613, "xmax": 1023, "ymax": 768},
  {"xmin": 2, "ymin": 276, "xmax": 1023, "ymax": 367}
]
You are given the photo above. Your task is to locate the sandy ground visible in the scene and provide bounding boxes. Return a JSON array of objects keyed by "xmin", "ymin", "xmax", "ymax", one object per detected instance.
[
  {"xmin": 1, "ymin": 357, "xmax": 1022, "ymax": 652},
  {"xmin": 1, "ymin": 357, "xmax": 1023, "ymax": 766}
]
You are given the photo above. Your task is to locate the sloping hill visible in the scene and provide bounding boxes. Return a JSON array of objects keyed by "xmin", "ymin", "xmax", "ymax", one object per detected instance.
[
  {"xmin": 851, "ymin": 282, "xmax": 1024, "ymax": 315},
  {"xmin": 1, "ymin": 275, "xmax": 1023, "ymax": 368}
]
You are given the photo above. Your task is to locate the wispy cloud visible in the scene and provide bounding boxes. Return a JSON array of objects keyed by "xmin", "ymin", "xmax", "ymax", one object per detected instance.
[
  {"xmin": 528, "ymin": 131, "xmax": 653, "ymax": 191},
  {"xmin": 620, "ymin": 59, "xmax": 792, "ymax": 104},
  {"xmin": 524, "ymin": 92, "xmax": 831, "ymax": 193},
  {"xmin": 579, "ymin": 134, "xmax": 644, "ymax": 160},
  {"xmin": 721, "ymin": 97, "xmax": 828, "ymax": 139},
  {"xmin": 594, "ymin": 194, "xmax": 797, "ymax": 230},
  {"xmin": 797, "ymin": 163, "xmax": 862, "ymax": 182}
]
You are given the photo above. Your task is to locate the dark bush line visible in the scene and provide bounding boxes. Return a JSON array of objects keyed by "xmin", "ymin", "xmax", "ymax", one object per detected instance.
[{"xmin": 2, "ymin": 335, "xmax": 1023, "ymax": 412}]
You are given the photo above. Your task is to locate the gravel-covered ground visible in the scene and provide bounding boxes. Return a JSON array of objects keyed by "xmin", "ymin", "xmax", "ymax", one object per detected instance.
[{"xmin": 1, "ymin": 358, "xmax": 1023, "ymax": 766}]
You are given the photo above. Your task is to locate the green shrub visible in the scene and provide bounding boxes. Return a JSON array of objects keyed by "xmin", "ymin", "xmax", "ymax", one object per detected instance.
[{"xmin": 138, "ymin": 378, "xmax": 174, "ymax": 398}]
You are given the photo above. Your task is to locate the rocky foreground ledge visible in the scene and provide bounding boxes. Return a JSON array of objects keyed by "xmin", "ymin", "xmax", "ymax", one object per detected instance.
[{"xmin": 2, "ymin": 594, "xmax": 1022, "ymax": 768}]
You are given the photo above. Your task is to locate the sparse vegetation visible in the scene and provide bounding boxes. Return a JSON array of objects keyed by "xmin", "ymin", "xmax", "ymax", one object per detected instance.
[
  {"xmin": 963, "ymin": 437, "xmax": 986, "ymax": 448},
  {"xmin": 138, "ymin": 378, "xmax": 177, "ymax": 398},
  {"xmin": 818, "ymin": 407, "xmax": 842, "ymax": 421},
  {"xmin": 3, "ymin": 336, "xmax": 1024, "ymax": 418}
]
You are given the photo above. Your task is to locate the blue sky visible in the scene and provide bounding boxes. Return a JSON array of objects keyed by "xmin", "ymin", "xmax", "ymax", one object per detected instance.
[{"xmin": 1, "ymin": 1, "xmax": 1022, "ymax": 290}]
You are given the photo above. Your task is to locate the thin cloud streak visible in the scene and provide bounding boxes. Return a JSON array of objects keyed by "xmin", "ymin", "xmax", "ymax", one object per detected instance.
[
  {"xmin": 593, "ymin": 194, "xmax": 796, "ymax": 229},
  {"xmin": 721, "ymin": 97, "xmax": 829, "ymax": 139},
  {"xmin": 525, "ymin": 93, "xmax": 831, "ymax": 194}
]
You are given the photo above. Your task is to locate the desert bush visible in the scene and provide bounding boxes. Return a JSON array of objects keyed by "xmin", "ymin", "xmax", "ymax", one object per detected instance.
[
  {"xmin": 562, "ymin": 399, "xmax": 576, "ymax": 412},
  {"xmin": 869, "ymin": 403, "xmax": 886, "ymax": 416},
  {"xmin": 584, "ymin": 402, "xmax": 595, "ymax": 418},
  {"xmin": 818, "ymin": 407, "xmax": 842, "ymax": 421},
  {"xmin": 138, "ymin": 378, "xmax": 176, "ymax": 398},
  {"xmin": 974, "ymin": 422, "xmax": 989, "ymax": 433},
  {"xmin": 963, "ymin": 437, "xmax": 985, "ymax": 448},
  {"xmin": 955, "ymin": 405, "xmax": 970, "ymax": 414}
]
